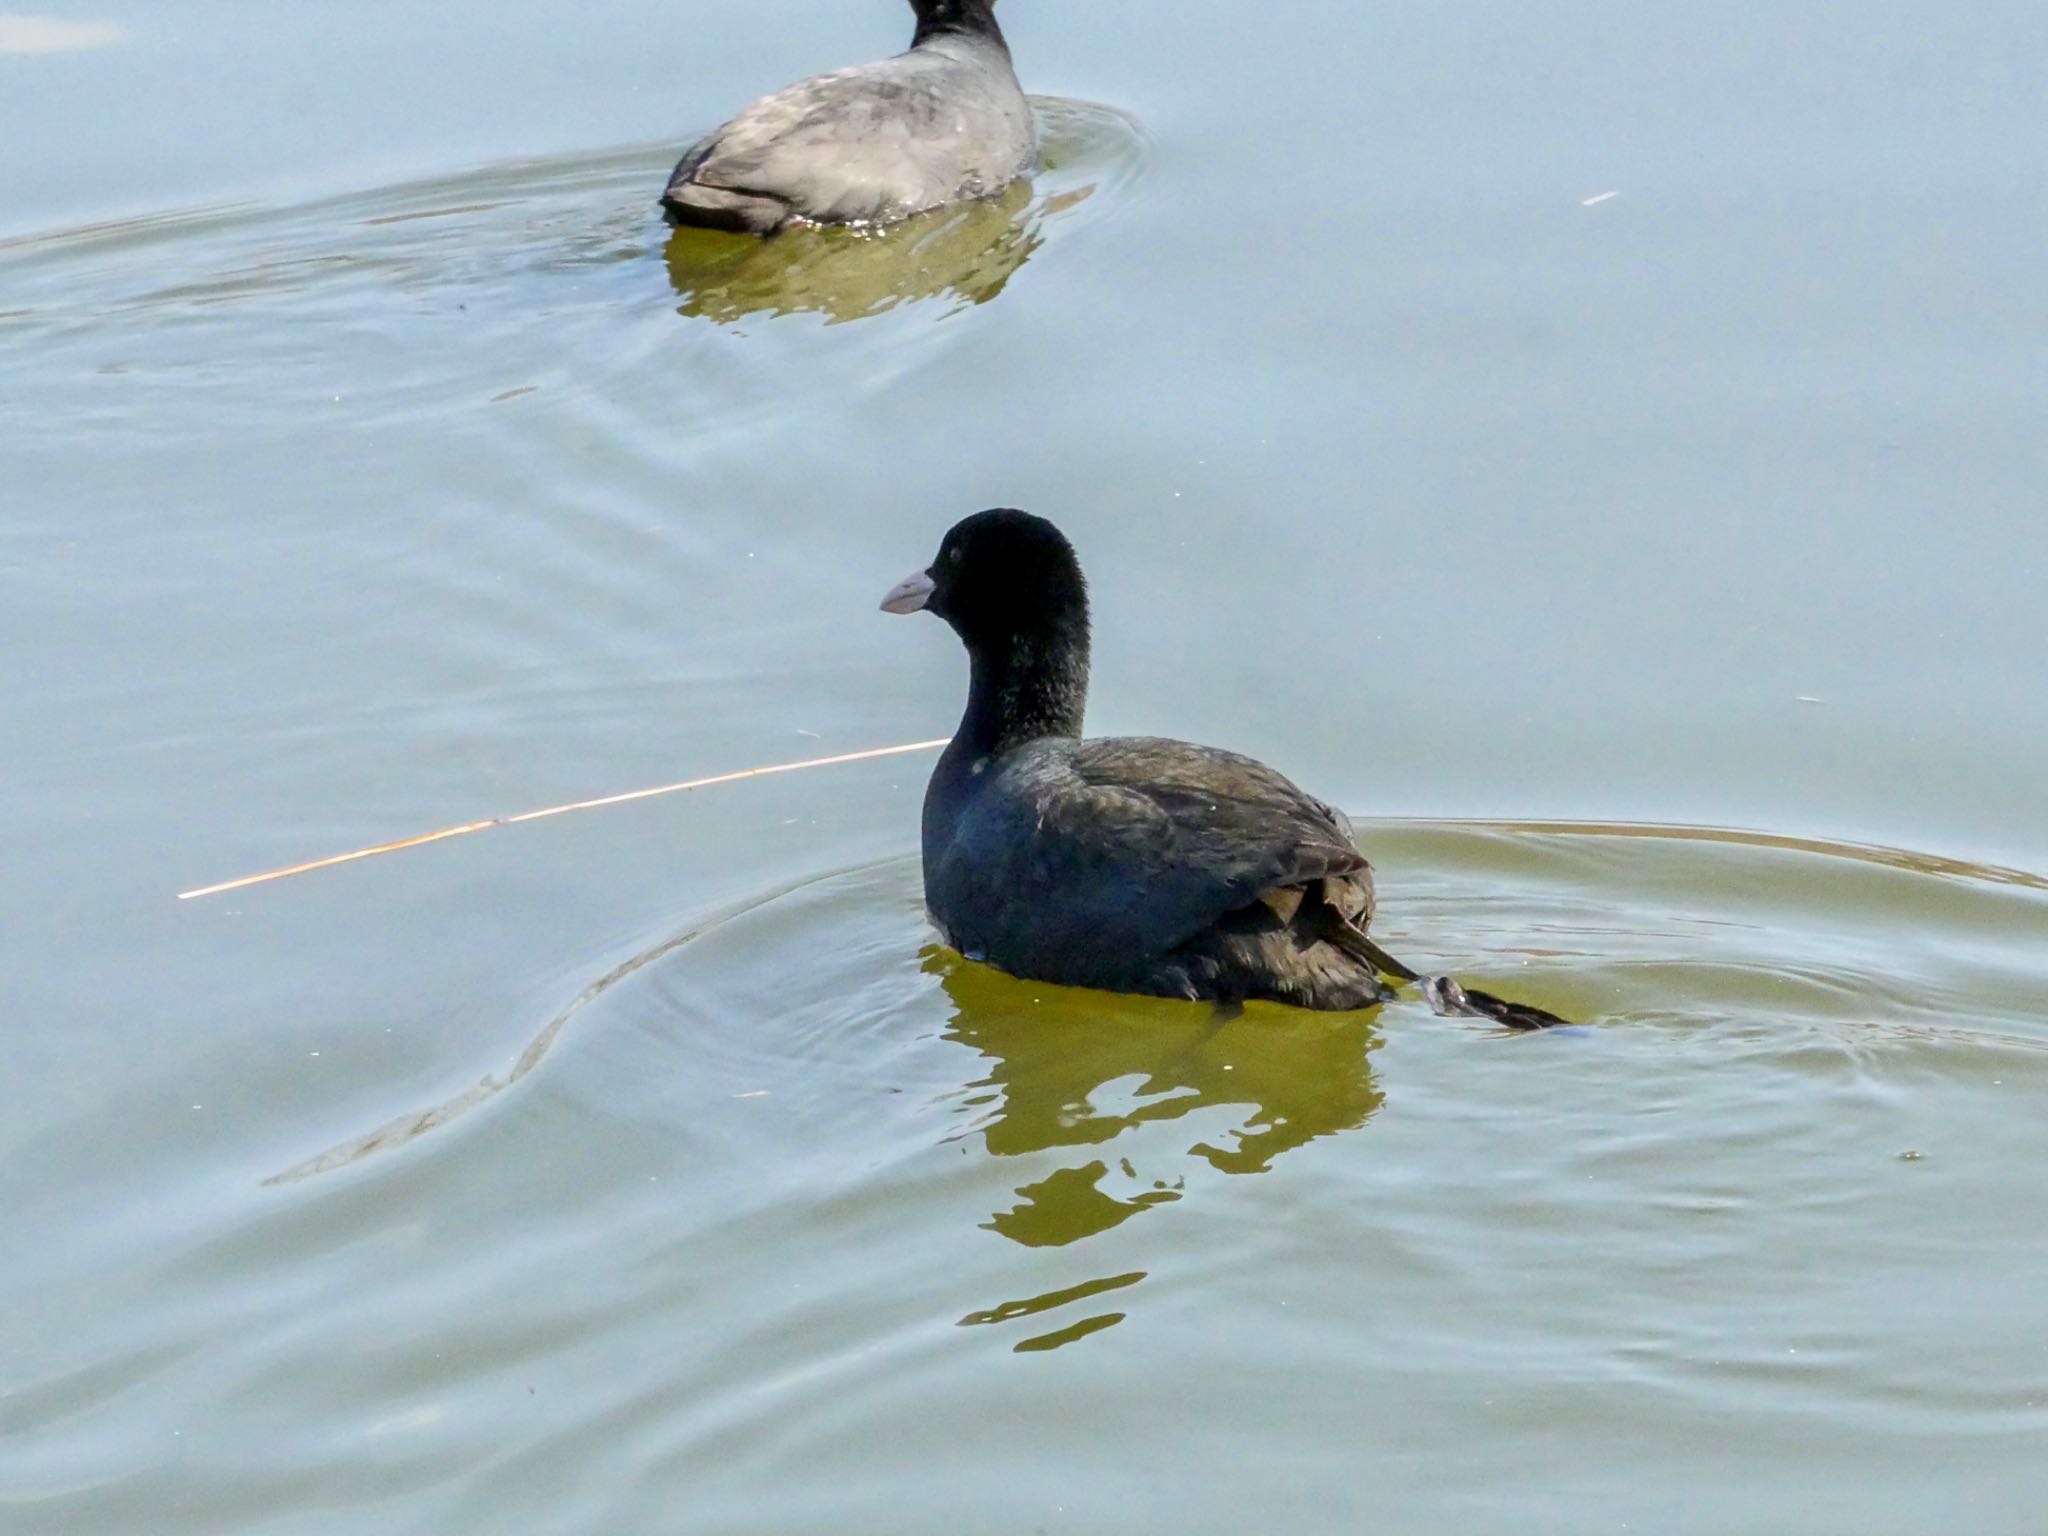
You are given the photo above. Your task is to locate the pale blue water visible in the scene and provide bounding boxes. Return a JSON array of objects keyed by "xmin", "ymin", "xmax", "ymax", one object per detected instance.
[{"xmin": 3, "ymin": 3, "xmax": 2045, "ymax": 1532}]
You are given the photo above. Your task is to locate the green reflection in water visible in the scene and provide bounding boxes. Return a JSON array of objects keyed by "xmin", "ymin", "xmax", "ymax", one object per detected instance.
[
  {"xmin": 660, "ymin": 95, "xmax": 1142, "ymax": 325},
  {"xmin": 663, "ymin": 180, "xmax": 1089, "ymax": 325},
  {"xmin": 932, "ymin": 950, "xmax": 1386, "ymax": 1192},
  {"xmin": 958, "ymin": 1271, "xmax": 1146, "ymax": 1328},
  {"xmin": 929, "ymin": 948, "xmax": 1386, "ymax": 1349}
]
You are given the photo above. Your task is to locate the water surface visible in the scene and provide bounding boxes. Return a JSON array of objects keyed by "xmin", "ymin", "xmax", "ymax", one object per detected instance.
[{"xmin": 3, "ymin": 3, "xmax": 2045, "ymax": 1532}]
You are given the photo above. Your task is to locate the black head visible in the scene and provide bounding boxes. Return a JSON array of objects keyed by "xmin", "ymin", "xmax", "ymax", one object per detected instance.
[
  {"xmin": 883, "ymin": 508, "xmax": 1091, "ymax": 746},
  {"xmin": 888, "ymin": 507, "xmax": 1097, "ymax": 749},
  {"xmin": 910, "ymin": 0, "xmax": 1005, "ymax": 47},
  {"xmin": 881, "ymin": 508, "xmax": 1087, "ymax": 646}
]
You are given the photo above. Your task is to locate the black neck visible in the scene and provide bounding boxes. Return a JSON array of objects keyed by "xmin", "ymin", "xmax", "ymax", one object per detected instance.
[
  {"xmin": 954, "ymin": 611, "xmax": 1089, "ymax": 758},
  {"xmin": 912, "ymin": 0, "xmax": 1006, "ymax": 50}
]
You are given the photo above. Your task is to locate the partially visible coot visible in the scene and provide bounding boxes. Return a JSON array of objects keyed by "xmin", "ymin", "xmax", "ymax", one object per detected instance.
[
  {"xmin": 662, "ymin": 0, "xmax": 1035, "ymax": 235},
  {"xmin": 881, "ymin": 510, "xmax": 1570, "ymax": 1027}
]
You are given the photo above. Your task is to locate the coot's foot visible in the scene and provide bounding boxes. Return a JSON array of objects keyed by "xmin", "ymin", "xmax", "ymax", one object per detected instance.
[{"xmin": 1422, "ymin": 976, "xmax": 1572, "ymax": 1032}]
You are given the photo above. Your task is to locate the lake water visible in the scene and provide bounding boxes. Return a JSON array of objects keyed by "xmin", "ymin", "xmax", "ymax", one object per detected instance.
[{"xmin": 3, "ymin": 2, "xmax": 2045, "ymax": 1531}]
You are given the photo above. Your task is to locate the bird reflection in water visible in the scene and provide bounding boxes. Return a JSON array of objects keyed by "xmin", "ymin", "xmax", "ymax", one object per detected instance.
[
  {"xmin": 660, "ymin": 95, "xmax": 1145, "ymax": 324},
  {"xmin": 927, "ymin": 949, "xmax": 1388, "ymax": 1350},
  {"xmin": 663, "ymin": 179, "xmax": 1092, "ymax": 325}
]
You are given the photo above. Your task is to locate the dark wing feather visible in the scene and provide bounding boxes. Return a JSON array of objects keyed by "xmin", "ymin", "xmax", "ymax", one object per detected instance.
[
  {"xmin": 1066, "ymin": 736, "xmax": 1369, "ymax": 912},
  {"xmin": 933, "ymin": 737, "xmax": 1376, "ymax": 985}
]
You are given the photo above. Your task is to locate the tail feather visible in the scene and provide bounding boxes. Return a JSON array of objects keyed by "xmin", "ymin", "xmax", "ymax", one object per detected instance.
[
  {"xmin": 661, "ymin": 178, "xmax": 793, "ymax": 234},
  {"xmin": 1321, "ymin": 908, "xmax": 1420, "ymax": 983}
]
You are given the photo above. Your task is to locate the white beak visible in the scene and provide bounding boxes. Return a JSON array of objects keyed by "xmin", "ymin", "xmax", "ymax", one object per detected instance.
[{"xmin": 880, "ymin": 568, "xmax": 936, "ymax": 614}]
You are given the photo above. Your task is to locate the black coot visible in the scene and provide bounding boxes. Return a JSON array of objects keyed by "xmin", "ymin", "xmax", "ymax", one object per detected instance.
[
  {"xmin": 662, "ymin": 0, "xmax": 1035, "ymax": 235},
  {"xmin": 881, "ymin": 509, "xmax": 1569, "ymax": 1027}
]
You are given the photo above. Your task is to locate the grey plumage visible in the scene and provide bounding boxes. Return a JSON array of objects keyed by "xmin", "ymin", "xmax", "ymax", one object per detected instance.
[{"xmin": 662, "ymin": 3, "xmax": 1035, "ymax": 235}]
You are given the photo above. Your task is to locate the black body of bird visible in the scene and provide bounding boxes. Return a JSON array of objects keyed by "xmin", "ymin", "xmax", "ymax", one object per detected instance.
[
  {"xmin": 881, "ymin": 510, "xmax": 1569, "ymax": 1027},
  {"xmin": 662, "ymin": 0, "xmax": 1035, "ymax": 235}
]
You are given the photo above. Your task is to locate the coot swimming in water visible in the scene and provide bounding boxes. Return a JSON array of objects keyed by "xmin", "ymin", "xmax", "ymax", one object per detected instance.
[
  {"xmin": 881, "ymin": 510, "xmax": 1569, "ymax": 1027},
  {"xmin": 662, "ymin": 0, "xmax": 1035, "ymax": 235}
]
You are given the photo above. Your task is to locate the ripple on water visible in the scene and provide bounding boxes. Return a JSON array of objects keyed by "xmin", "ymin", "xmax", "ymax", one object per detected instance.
[
  {"xmin": 264, "ymin": 817, "xmax": 2048, "ymax": 1298},
  {"xmin": 12, "ymin": 820, "xmax": 2048, "ymax": 1528},
  {"xmin": 0, "ymin": 98, "xmax": 1149, "ymax": 445},
  {"xmin": 0, "ymin": 100, "xmax": 1154, "ymax": 814}
]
